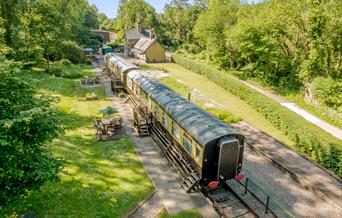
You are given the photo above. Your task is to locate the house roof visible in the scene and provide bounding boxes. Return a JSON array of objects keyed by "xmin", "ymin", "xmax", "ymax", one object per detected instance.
[
  {"xmin": 125, "ymin": 29, "xmax": 145, "ymax": 40},
  {"xmin": 125, "ymin": 28, "xmax": 153, "ymax": 40},
  {"xmin": 133, "ymin": 38, "xmax": 156, "ymax": 53}
]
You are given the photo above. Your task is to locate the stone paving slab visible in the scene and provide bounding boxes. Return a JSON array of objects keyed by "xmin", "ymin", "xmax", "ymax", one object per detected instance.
[{"xmin": 128, "ymin": 191, "xmax": 164, "ymax": 218}]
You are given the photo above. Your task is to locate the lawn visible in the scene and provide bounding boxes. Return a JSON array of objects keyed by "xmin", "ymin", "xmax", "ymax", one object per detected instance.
[
  {"xmin": 1, "ymin": 66, "xmax": 154, "ymax": 217},
  {"xmin": 146, "ymin": 63, "xmax": 295, "ymax": 147},
  {"xmin": 157, "ymin": 209, "xmax": 203, "ymax": 218}
]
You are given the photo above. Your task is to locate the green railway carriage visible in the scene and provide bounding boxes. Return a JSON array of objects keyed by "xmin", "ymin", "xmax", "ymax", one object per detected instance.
[
  {"xmin": 104, "ymin": 53, "xmax": 138, "ymax": 90},
  {"xmin": 105, "ymin": 53, "xmax": 245, "ymax": 185}
]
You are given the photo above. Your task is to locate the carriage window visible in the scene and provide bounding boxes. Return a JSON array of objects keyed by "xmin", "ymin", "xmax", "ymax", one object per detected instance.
[
  {"xmin": 172, "ymin": 122, "xmax": 180, "ymax": 140},
  {"xmin": 195, "ymin": 146, "xmax": 201, "ymax": 160},
  {"xmin": 127, "ymin": 78, "xmax": 132, "ymax": 89},
  {"xmin": 183, "ymin": 133, "xmax": 192, "ymax": 153},
  {"xmin": 134, "ymin": 85, "xmax": 139, "ymax": 96},
  {"xmin": 155, "ymin": 107, "xmax": 161, "ymax": 120},
  {"xmin": 162, "ymin": 113, "xmax": 168, "ymax": 128}
]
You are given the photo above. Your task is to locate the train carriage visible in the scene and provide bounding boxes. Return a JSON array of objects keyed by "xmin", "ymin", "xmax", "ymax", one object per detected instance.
[{"xmin": 105, "ymin": 53, "xmax": 244, "ymax": 186}]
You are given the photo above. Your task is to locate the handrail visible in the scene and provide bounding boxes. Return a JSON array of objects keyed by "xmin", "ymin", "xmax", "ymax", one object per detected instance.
[{"xmin": 237, "ymin": 168, "xmax": 295, "ymax": 218}]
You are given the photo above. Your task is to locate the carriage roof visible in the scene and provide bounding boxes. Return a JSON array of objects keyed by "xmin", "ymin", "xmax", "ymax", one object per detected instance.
[{"xmin": 127, "ymin": 70, "xmax": 239, "ymax": 147}]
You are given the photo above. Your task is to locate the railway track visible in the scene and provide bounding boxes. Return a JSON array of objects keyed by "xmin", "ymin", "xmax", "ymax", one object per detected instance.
[{"xmin": 204, "ymin": 184, "xmax": 258, "ymax": 218}]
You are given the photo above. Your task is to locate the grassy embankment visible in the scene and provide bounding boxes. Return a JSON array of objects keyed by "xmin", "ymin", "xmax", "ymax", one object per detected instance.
[
  {"xmin": 1, "ymin": 64, "xmax": 154, "ymax": 217},
  {"xmin": 143, "ymin": 63, "xmax": 294, "ymax": 147},
  {"xmin": 157, "ymin": 209, "xmax": 203, "ymax": 218},
  {"xmin": 180, "ymin": 53, "xmax": 342, "ymax": 129}
]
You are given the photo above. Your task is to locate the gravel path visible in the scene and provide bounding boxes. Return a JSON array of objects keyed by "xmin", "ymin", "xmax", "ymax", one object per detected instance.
[
  {"xmin": 244, "ymin": 146, "xmax": 341, "ymax": 217},
  {"xmin": 233, "ymin": 121, "xmax": 342, "ymax": 211}
]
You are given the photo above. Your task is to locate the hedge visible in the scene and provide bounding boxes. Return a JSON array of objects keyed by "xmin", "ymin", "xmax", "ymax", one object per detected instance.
[{"xmin": 173, "ymin": 55, "xmax": 342, "ymax": 178}]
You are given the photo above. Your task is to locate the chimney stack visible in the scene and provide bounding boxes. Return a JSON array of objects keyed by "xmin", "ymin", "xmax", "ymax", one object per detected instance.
[
  {"xmin": 136, "ymin": 20, "xmax": 142, "ymax": 33},
  {"xmin": 150, "ymin": 28, "xmax": 155, "ymax": 39}
]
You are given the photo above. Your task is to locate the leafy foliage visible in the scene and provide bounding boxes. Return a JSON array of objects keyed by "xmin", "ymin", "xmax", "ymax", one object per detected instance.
[
  {"xmin": 173, "ymin": 55, "xmax": 342, "ymax": 178},
  {"xmin": 0, "ymin": 0, "xmax": 102, "ymax": 64},
  {"xmin": 312, "ymin": 77, "xmax": 342, "ymax": 113},
  {"xmin": 0, "ymin": 60, "xmax": 64, "ymax": 204},
  {"xmin": 158, "ymin": 1, "xmax": 204, "ymax": 49},
  {"xmin": 189, "ymin": 0, "xmax": 341, "ymax": 109}
]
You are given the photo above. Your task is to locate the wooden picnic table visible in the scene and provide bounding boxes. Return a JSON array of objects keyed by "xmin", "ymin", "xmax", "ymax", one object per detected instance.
[{"xmin": 94, "ymin": 116, "xmax": 123, "ymax": 140}]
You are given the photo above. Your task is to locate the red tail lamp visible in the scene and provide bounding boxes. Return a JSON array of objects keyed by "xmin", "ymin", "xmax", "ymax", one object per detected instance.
[
  {"xmin": 235, "ymin": 174, "xmax": 245, "ymax": 181},
  {"xmin": 208, "ymin": 181, "xmax": 219, "ymax": 189}
]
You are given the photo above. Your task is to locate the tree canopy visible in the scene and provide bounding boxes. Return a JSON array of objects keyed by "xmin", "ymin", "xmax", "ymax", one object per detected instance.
[{"xmin": 0, "ymin": 60, "xmax": 64, "ymax": 204}]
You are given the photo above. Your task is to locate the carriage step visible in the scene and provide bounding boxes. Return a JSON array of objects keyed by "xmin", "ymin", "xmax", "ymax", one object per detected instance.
[{"xmin": 181, "ymin": 175, "xmax": 200, "ymax": 193}]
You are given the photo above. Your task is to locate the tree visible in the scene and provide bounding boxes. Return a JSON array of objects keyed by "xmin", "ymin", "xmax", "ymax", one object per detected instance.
[
  {"xmin": 0, "ymin": 0, "xmax": 24, "ymax": 47},
  {"xmin": 159, "ymin": 0, "xmax": 204, "ymax": 48},
  {"xmin": 194, "ymin": 0, "xmax": 239, "ymax": 68},
  {"xmin": 0, "ymin": 60, "xmax": 64, "ymax": 204},
  {"xmin": 116, "ymin": 0, "xmax": 158, "ymax": 37}
]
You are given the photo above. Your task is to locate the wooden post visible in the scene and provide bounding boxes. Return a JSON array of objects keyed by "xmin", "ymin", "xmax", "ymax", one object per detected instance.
[
  {"xmin": 187, "ymin": 92, "xmax": 191, "ymax": 101},
  {"xmin": 244, "ymin": 178, "xmax": 249, "ymax": 194},
  {"xmin": 265, "ymin": 196, "xmax": 270, "ymax": 214}
]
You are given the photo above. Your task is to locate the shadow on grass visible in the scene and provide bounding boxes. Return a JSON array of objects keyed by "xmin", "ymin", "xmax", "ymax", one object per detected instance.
[{"xmin": 2, "ymin": 135, "xmax": 154, "ymax": 218}]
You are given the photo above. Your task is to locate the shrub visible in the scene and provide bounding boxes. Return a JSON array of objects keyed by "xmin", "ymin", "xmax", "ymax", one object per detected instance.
[
  {"xmin": 312, "ymin": 77, "xmax": 342, "ymax": 113},
  {"xmin": 173, "ymin": 55, "xmax": 342, "ymax": 178},
  {"xmin": 60, "ymin": 40, "xmax": 83, "ymax": 64},
  {"xmin": 206, "ymin": 107, "xmax": 242, "ymax": 123},
  {"xmin": 63, "ymin": 71, "xmax": 82, "ymax": 79},
  {"xmin": 60, "ymin": 59, "xmax": 72, "ymax": 65},
  {"xmin": 45, "ymin": 66, "xmax": 63, "ymax": 77}
]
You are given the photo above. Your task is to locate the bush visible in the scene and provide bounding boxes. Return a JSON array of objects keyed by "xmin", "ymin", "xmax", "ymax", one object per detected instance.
[
  {"xmin": 60, "ymin": 40, "xmax": 83, "ymax": 63},
  {"xmin": 173, "ymin": 55, "xmax": 342, "ymax": 178},
  {"xmin": 63, "ymin": 71, "xmax": 82, "ymax": 79},
  {"xmin": 60, "ymin": 59, "xmax": 72, "ymax": 65},
  {"xmin": 106, "ymin": 41, "xmax": 124, "ymax": 51},
  {"xmin": 45, "ymin": 66, "xmax": 63, "ymax": 77},
  {"xmin": 312, "ymin": 77, "xmax": 342, "ymax": 113},
  {"xmin": 206, "ymin": 107, "xmax": 242, "ymax": 123}
]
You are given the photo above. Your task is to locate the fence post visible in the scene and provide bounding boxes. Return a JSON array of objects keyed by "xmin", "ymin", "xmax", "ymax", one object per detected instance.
[
  {"xmin": 187, "ymin": 92, "xmax": 191, "ymax": 101},
  {"xmin": 244, "ymin": 178, "xmax": 249, "ymax": 194},
  {"xmin": 265, "ymin": 196, "xmax": 270, "ymax": 214}
]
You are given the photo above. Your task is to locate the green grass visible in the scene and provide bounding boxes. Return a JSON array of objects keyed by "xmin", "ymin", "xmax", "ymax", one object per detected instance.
[
  {"xmin": 1, "ymin": 65, "xmax": 154, "ymax": 217},
  {"xmin": 148, "ymin": 63, "xmax": 295, "ymax": 147},
  {"xmin": 157, "ymin": 209, "xmax": 203, "ymax": 218}
]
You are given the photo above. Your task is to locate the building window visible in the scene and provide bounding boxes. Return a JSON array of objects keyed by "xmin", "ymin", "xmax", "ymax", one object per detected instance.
[
  {"xmin": 183, "ymin": 133, "xmax": 192, "ymax": 154},
  {"xmin": 172, "ymin": 122, "xmax": 180, "ymax": 140}
]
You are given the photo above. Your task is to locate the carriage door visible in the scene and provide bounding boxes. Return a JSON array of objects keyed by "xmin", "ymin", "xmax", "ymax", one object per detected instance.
[{"xmin": 217, "ymin": 138, "xmax": 240, "ymax": 181}]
